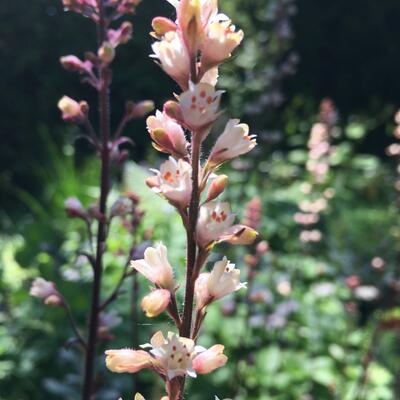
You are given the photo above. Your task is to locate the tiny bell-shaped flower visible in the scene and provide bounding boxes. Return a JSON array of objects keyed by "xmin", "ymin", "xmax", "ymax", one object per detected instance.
[
  {"xmin": 205, "ymin": 175, "xmax": 228, "ymax": 203},
  {"xmin": 60, "ymin": 55, "xmax": 93, "ymax": 75},
  {"xmin": 141, "ymin": 289, "xmax": 171, "ymax": 318},
  {"xmin": 130, "ymin": 243, "xmax": 175, "ymax": 290},
  {"xmin": 146, "ymin": 157, "xmax": 192, "ymax": 208},
  {"xmin": 30, "ymin": 278, "xmax": 63, "ymax": 307},
  {"xmin": 127, "ymin": 100, "xmax": 155, "ymax": 120},
  {"xmin": 105, "ymin": 349, "xmax": 153, "ymax": 373},
  {"xmin": 201, "ymin": 20, "xmax": 244, "ymax": 70},
  {"xmin": 107, "ymin": 21, "xmax": 133, "ymax": 47},
  {"xmin": 146, "ymin": 110, "xmax": 188, "ymax": 158},
  {"xmin": 208, "ymin": 119, "xmax": 257, "ymax": 167},
  {"xmin": 192, "ymin": 345, "xmax": 228, "ymax": 374},
  {"xmin": 179, "ymin": 82, "xmax": 223, "ymax": 133},
  {"xmin": 98, "ymin": 42, "xmax": 115, "ymax": 64},
  {"xmin": 195, "ymin": 257, "xmax": 246, "ymax": 308},
  {"xmin": 58, "ymin": 96, "xmax": 87, "ymax": 123}
]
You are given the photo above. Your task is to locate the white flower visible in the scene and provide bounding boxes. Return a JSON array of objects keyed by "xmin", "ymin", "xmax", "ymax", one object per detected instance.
[
  {"xmin": 30, "ymin": 277, "xmax": 58, "ymax": 299},
  {"xmin": 179, "ymin": 82, "xmax": 223, "ymax": 132},
  {"xmin": 130, "ymin": 243, "xmax": 175, "ymax": 290},
  {"xmin": 146, "ymin": 157, "xmax": 192, "ymax": 208},
  {"xmin": 195, "ymin": 257, "xmax": 246, "ymax": 308},
  {"xmin": 208, "ymin": 119, "xmax": 257, "ymax": 166}
]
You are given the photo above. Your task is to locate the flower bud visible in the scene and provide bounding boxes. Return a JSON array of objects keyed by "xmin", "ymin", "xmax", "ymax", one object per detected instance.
[
  {"xmin": 141, "ymin": 289, "xmax": 171, "ymax": 317},
  {"xmin": 206, "ymin": 175, "xmax": 228, "ymax": 202},
  {"xmin": 192, "ymin": 345, "xmax": 228, "ymax": 374},
  {"xmin": 134, "ymin": 394, "xmax": 145, "ymax": 400},
  {"xmin": 60, "ymin": 55, "xmax": 93, "ymax": 75},
  {"xmin": 30, "ymin": 278, "xmax": 63, "ymax": 307},
  {"xmin": 152, "ymin": 17, "xmax": 177, "ymax": 36},
  {"xmin": 127, "ymin": 100, "xmax": 155, "ymax": 120},
  {"xmin": 98, "ymin": 42, "xmax": 115, "ymax": 64},
  {"xmin": 108, "ymin": 21, "xmax": 133, "ymax": 47},
  {"xmin": 58, "ymin": 96, "xmax": 86, "ymax": 123},
  {"xmin": 105, "ymin": 349, "xmax": 153, "ymax": 373},
  {"xmin": 44, "ymin": 294, "xmax": 63, "ymax": 307},
  {"xmin": 64, "ymin": 197, "xmax": 87, "ymax": 219},
  {"xmin": 163, "ymin": 101, "xmax": 184, "ymax": 124},
  {"xmin": 110, "ymin": 197, "xmax": 133, "ymax": 218},
  {"xmin": 256, "ymin": 240, "xmax": 269, "ymax": 255}
]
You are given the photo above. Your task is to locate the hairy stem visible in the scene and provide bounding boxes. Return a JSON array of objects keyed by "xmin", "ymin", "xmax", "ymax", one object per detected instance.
[{"xmin": 82, "ymin": 1, "xmax": 110, "ymax": 398}]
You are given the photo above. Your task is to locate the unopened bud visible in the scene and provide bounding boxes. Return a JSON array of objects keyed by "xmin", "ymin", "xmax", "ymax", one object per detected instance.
[
  {"xmin": 30, "ymin": 277, "xmax": 63, "ymax": 307},
  {"xmin": 145, "ymin": 176, "xmax": 159, "ymax": 189},
  {"xmin": 163, "ymin": 101, "xmax": 183, "ymax": 124},
  {"xmin": 65, "ymin": 197, "xmax": 87, "ymax": 219},
  {"xmin": 150, "ymin": 128, "xmax": 174, "ymax": 150},
  {"xmin": 44, "ymin": 294, "xmax": 63, "ymax": 307},
  {"xmin": 98, "ymin": 42, "xmax": 115, "ymax": 64},
  {"xmin": 58, "ymin": 96, "xmax": 86, "ymax": 123},
  {"xmin": 152, "ymin": 17, "xmax": 177, "ymax": 36},
  {"xmin": 127, "ymin": 100, "xmax": 155, "ymax": 120},
  {"xmin": 141, "ymin": 289, "xmax": 171, "ymax": 318},
  {"xmin": 60, "ymin": 55, "xmax": 92, "ymax": 74},
  {"xmin": 110, "ymin": 197, "xmax": 133, "ymax": 218},
  {"xmin": 206, "ymin": 175, "xmax": 228, "ymax": 202}
]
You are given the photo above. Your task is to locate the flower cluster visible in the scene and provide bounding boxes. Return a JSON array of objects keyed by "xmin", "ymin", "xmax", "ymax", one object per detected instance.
[
  {"xmin": 105, "ymin": 1, "xmax": 258, "ymax": 398},
  {"xmin": 295, "ymin": 99, "xmax": 337, "ymax": 243}
]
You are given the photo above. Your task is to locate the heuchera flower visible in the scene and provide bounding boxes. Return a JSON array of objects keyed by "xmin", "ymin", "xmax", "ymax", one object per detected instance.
[
  {"xmin": 196, "ymin": 202, "xmax": 257, "ymax": 247},
  {"xmin": 58, "ymin": 96, "xmax": 87, "ymax": 123},
  {"xmin": 205, "ymin": 175, "xmax": 228, "ymax": 202},
  {"xmin": 107, "ymin": 21, "xmax": 133, "ymax": 48},
  {"xmin": 60, "ymin": 55, "xmax": 93, "ymax": 75},
  {"xmin": 30, "ymin": 278, "xmax": 62, "ymax": 306},
  {"xmin": 208, "ymin": 119, "xmax": 257, "ymax": 166},
  {"xmin": 141, "ymin": 289, "xmax": 171, "ymax": 317},
  {"xmin": 151, "ymin": 31, "xmax": 190, "ymax": 89},
  {"xmin": 146, "ymin": 110, "xmax": 188, "ymax": 158},
  {"xmin": 179, "ymin": 82, "xmax": 223, "ymax": 132},
  {"xmin": 146, "ymin": 157, "xmax": 192, "ymax": 208},
  {"xmin": 200, "ymin": 20, "xmax": 244, "ymax": 70},
  {"xmin": 195, "ymin": 257, "xmax": 246, "ymax": 308},
  {"xmin": 130, "ymin": 243, "xmax": 175, "ymax": 290},
  {"xmin": 105, "ymin": 349, "xmax": 154, "ymax": 373},
  {"xmin": 192, "ymin": 344, "xmax": 227, "ymax": 374}
]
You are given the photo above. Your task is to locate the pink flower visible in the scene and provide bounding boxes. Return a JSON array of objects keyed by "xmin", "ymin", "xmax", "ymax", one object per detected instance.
[
  {"xmin": 141, "ymin": 331, "xmax": 204, "ymax": 380},
  {"xmin": 196, "ymin": 202, "xmax": 257, "ymax": 248},
  {"xmin": 201, "ymin": 20, "xmax": 244, "ymax": 70},
  {"xmin": 105, "ymin": 349, "xmax": 153, "ymax": 373},
  {"xmin": 30, "ymin": 278, "xmax": 62, "ymax": 306},
  {"xmin": 195, "ymin": 257, "xmax": 246, "ymax": 308},
  {"xmin": 179, "ymin": 82, "xmax": 223, "ymax": 132},
  {"xmin": 208, "ymin": 119, "xmax": 257, "ymax": 166},
  {"xmin": 146, "ymin": 110, "xmax": 188, "ymax": 158},
  {"xmin": 146, "ymin": 157, "xmax": 192, "ymax": 208},
  {"xmin": 192, "ymin": 345, "xmax": 227, "ymax": 374},
  {"xmin": 130, "ymin": 243, "xmax": 175, "ymax": 290},
  {"xmin": 151, "ymin": 31, "xmax": 190, "ymax": 89},
  {"xmin": 205, "ymin": 175, "xmax": 228, "ymax": 202},
  {"xmin": 58, "ymin": 96, "xmax": 87, "ymax": 123},
  {"xmin": 141, "ymin": 289, "xmax": 171, "ymax": 318}
]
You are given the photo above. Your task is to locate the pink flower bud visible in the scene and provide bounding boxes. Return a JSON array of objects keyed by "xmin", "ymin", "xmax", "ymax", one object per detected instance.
[
  {"xmin": 256, "ymin": 240, "xmax": 269, "ymax": 255},
  {"xmin": 30, "ymin": 278, "xmax": 62, "ymax": 306},
  {"xmin": 110, "ymin": 197, "xmax": 133, "ymax": 218},
  {"xmin": 206, "ymin": 175, "xmax": 228, "ymax": 202},
  {"xmin": 107, "ymin": 21, "xmax": 133, "ymax": 47},
  {"xmin": 44, "ymin": 294, "xmax": 63, "ymax": 307},
  {"xmin": 60, "ymin": 55, "xmax": 93, "ymax": 75},
  {"xmin": 58, "ymin": 96, "xmax": 86, "ymax": 123},
  {"xmin": 193, "ymin": 345, "xmax": 227, "ymax": 374},
  {"xmin": 141, "ymin": 289, "xmax": 171, "ymax": 317},
  {"xmin": 152, "ymin": 17, "xmax": 177, "ymax": 36},
  {"xmin": 105, "ymin": 349, "xmax": 153, "ymax": 373},
  {"xmin": 127, "ymin": 100, "xmax": 155, "ymax": 119},
  {"xmin": 64, "ymin": 197, "xmax": 87, "ymax": 219},
  {"xmin": 98, "ymin": 42, "xmax": 115, "ymax": 64},
  {"xmin": 163, "ymin": 101, "xmax": 184, "ymax": 125}
]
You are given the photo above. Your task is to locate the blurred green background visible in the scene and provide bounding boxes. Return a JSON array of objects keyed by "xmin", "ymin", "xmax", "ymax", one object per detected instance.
[{"xmin": 2, "ymin": 0, "xmax": 400, "ymax": 399}]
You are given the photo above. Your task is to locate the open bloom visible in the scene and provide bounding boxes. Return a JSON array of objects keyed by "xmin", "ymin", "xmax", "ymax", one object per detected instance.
[
  {"xmin": 151, "ymin": 31, "xmax": 190, "ymax": 89},
  {"xmin": 58, "ymin": 96, "xmax": 87, "ymax": 123},
  {"xmin": 146, "ymin": 110, "xmax": 188, "ymax": 158},
  {"xmin": 201, "ymin": 20, "xmax": 244, "ymax": 69},
  {"xmin": 105, "ymin": 349, "xmax": 154, "ymax": 373},
  {"xmin": 141, "ymin": 289, "xmax": 171, "ymax": 317},
  {"xmin": 192, "ymin": 345, "xmax": 227, "ymax": 374},
  {"xmin": 208, "ymin": 119, "xmax": 257, "ymax": 166},
  {"xmin": 146, "ymin": 157, "xmax": 192, "ymax": 208},
  {"xmin": 130, "ymin": 243, "xmax": 175, "ymax": 290},
  {"xmin": 179, "ymin": 82, "xmax": 223, "ymax": 132},
  {"xmin": 195, "ymin": 257, "xmax": 246, "ymax": 308},
  {"xmin": 196, "ymin": 202, "xmax": 257, "ymax": 247},
  {"xmin": 30, "ymin": 278, "xmax": 62, "ymax": 306}
]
